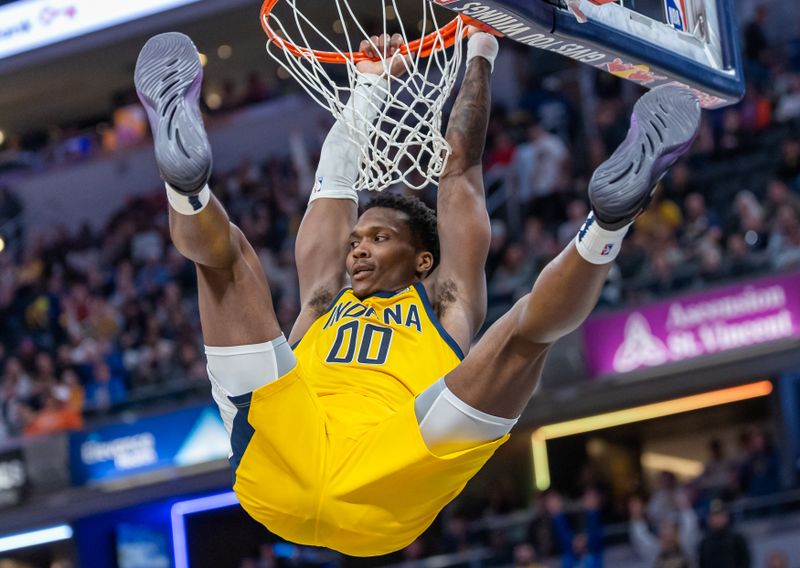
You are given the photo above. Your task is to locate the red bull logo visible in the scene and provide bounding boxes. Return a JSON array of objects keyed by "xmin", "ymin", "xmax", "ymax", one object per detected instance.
[{"xmin": 602, "ymin": 58, "xmax": 667, "ymax": 85}]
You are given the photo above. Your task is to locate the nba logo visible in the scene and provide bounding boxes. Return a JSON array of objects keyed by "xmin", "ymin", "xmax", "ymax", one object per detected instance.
[
  {"xmin": 665, "ymin": 0, "xmax": 687, "ymax": 31},
  {"xmin": 313, "ymin": 176, "xmax": 323, "ymax": 193},
  {"xmin": 601, "ymin": 243, "xmax": 614, "ymax": 256}
]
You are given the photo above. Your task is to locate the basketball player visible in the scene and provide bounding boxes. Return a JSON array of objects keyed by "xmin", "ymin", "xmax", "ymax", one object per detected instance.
[{"xmin": 134, "ymin": 30, "xmax": 700, "ymax": 556}]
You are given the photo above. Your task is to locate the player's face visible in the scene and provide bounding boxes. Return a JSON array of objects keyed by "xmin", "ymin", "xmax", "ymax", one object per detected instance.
[{"xmin": 346, "ymin": 207, "xmax": 428, "ymax": 298}]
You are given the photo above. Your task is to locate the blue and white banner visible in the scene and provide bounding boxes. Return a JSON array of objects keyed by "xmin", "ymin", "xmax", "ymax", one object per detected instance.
[
  {"xmin": 0, "ymin": 448, "xmax": 27, "ymax": 507},
  {"xmin": 0, "ymin": 0, "xmax": 202, "ymax": 60},
  {"xmin": 69, "ymin": 405, "xmax": 229, "ymax": 485}
]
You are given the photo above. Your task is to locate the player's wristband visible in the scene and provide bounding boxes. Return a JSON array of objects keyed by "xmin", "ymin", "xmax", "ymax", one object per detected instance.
[
  {"xmin": 466, "ymin": 32, "xmax": 499, "ymax": 73},
  {"xmin": 311, "ymin": 75, "xmax": 389, "ymax": 203}
]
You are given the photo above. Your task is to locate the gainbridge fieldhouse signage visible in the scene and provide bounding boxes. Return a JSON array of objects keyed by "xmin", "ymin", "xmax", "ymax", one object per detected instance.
[
  {"xmin": 0, "ymin": 0, "xmax": 201, "ymax": 61},
  {"xmin": 583, "ymin": 273, "xmax": 800, "ymax": 378},
  {"xmin": 69, "ymin": 405, "xmax": 229, "ymax": 485}
]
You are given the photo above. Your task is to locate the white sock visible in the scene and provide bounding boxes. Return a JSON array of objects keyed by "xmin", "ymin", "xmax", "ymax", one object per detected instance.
[
  {"xmin": 575, "ymin": 212, "xmax": 630, "ymax": 264},
  {"xmin": 166, "ymin": 183, "xmax": 211, "ymax": 215}
]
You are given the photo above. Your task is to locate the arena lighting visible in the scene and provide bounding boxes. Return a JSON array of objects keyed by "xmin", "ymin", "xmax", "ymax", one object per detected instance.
[
  {"xmin": 531, "ymin": 380, "xmax": 773, "ymax": 491},
  {"xmin": 171, "ymin": 491, "xmax": 239, "ymax": 568},
  {"xmin": 0, "ymin": 525, "xmax": 73, "ymax": 553},
  {"xmin": 641, "ymin": 452, "xmax": 704, "ymax": 478}
]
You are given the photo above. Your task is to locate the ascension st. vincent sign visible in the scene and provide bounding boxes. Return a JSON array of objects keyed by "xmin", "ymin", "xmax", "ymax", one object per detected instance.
[{"xmin": 582, "ymin": 273, "xmax": 800, "ymax": 378}]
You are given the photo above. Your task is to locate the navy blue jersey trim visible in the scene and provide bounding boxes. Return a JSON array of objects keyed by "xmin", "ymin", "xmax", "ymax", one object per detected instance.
[
  {"xmin": 368, "ymin": 288, "xmax": 407, "ymax": 299},
  {"xmin": 413, "ymin": 282, "xmax": 465, "ymax": 361},
  {"xmin": 325, "ymin": 288, "xmax": 349, "ymax": 313},
  {"xmin": 227, "ymin": 392, "xmax": 255, "ymax": 485}
]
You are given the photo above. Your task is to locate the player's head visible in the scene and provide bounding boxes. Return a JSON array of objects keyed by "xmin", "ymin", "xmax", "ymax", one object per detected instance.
[{"xmin": 346, "ymin": 193, "xmax": 438, "ymax": 298}]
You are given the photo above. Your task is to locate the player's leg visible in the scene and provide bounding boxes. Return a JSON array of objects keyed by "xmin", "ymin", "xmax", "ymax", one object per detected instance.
[
  {"xmin": 418, "ymin": 86, "xmax": 702, "ymax": 449},
  {"xmin": 135, "ymin": 33, "xmax": 291, "ymax": 411}
]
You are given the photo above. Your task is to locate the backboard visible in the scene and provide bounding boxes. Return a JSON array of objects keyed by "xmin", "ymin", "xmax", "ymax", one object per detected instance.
[{"xmin": 435, "ymin": 0, "xmax": 745, "ymax": 108}]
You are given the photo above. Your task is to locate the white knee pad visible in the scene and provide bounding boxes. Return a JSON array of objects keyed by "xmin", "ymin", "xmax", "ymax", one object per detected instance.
[
  {"xmin": 205, "ymin": 335, "xmax": 296, "ymax": 398},
  {"xmin": 415, "ymin": 378, "xmax": 518, "ymax": 455}
]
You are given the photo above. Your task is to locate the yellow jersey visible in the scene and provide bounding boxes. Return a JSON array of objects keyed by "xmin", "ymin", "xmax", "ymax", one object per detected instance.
[
  {"xmin": 232, "ymin": 283, "xmax": 507, "ymax": 556},
  {"xmin": 296, "ymin": 283, "xmax": 463, "ymax": 422}
]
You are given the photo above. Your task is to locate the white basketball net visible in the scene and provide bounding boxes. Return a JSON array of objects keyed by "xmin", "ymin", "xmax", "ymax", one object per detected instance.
[{"xmin": 263, "ymin": 1, "xmax": 466, "ymax": 191}]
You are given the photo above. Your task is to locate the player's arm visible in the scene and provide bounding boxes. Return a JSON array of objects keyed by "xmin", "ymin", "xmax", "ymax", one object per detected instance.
[
  {"xmin": 430, "ymin": 31, "xmax": 498, "ymax": 349},
  {"xmin": 290, "ymin": 35, "xmax": 407, "ymax": 344}
]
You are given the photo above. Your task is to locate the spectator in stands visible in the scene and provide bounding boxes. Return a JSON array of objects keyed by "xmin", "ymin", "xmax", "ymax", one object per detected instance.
[
  {"xmin": 558, "ymin": 200, "xmax": 590, "ymax": 248},
  {"xmin": 486, "ymin": 243, "xmax": 538, "ymax": 323},
  {"xmin": 744, "ymin": 4, "xmax": 770, "ymax": 63},
  {"xmin": 646, "ymin": 472, "xmax": 685, "ymax": 528},
  {"xmin": 487, "ymin": 242, "xmax": 537, "ymax": 316},
  {"xmin": 729, "ymin": 191, "xmax": 767, "ymax": 250},
  {"xmin": 521, "ymin": 217, "xmax": 559, "ymax": 265},
  {"xmin": 58, "ymin": 368, "xmax": 85, "ymax": 415},
  {"xmin": 718, "ymin": 109, "xmax": 747, "ymax": 154},
  {"xmin": 22, "ymin": 391, "xmax": 83, "ymax": 437},
  {"xmin": 766, "ymin": 204, "xmax": 800, "ymax": 269},
  {"xmin": 544, "ymin": 490, "xmax": 603, "ymax": 568},
  {"xmin": 774, "ymin": 73, "xmax": 800, "ymax": 124},
  {"xmin": 84, "ymin": 361, "xmax": 127, "ymax": 412},
  {"xmin": 485, "ymin": 131, "xmax": 516, "ymax": 175},
  {"xmin": 507, "ymin": 114, "xmax": 568, "ymax": 221},
  {"xmin": 0, "ymin": 185, "xmax": 23, "ymax": 250},
  {"xmin": 698, "ymin": 500, "xmax": 750, "ymax": 568},
  {"xmin": 764, "ymin": 179, "xmax": 800, "ymax": 225},
  {"xmin": 0, "ymin": 364, "xmax": 26, "ymax": 439},
  {"xmin": 240, "ymin": 72, "xmax": 273, "ymax": 107},
  {"xmin": 662, "ymin": 161, "xmax": 699, "ymax": 203},
  {"xmin": 764, "ymin": 550, "xmax": 790, "ymax": 568},
  {"xmin": 681, "ymin": 192, "xmax": 721, "ymax": 247},
  {"xmin": 723, "ymin": 233, "xmax": 766, "ymax": 277},
  {"xmin": 775, "ymin": 138, "xmax": 800, "ymax": 187},
  {"xmin": 628, "ymin": 493, "xmax": 699, "ymax": 568},
  {"xmin": 441, "ymin": 514, "xmax": 472, "ymax": 555},
  {"xmin": 518, "ymin": 75, "xmax": 576, "ymax": 143},
  {"xmin": 740, "ymin": 428, "xmax": 782, "ymax": 498},
  {"xmin": 634, "ymin": 191, "xmax": 683, "ymax": 239},
  {"xmin": 593, "ymin": 97, "xmax": 629, "ymax": 159},
  {"xmin": 697, "ymin": 439, "xmax": 736, "ymax": 503},
  {"xmin": 400, "ymin": 538, "xmax": 426, "ymax": 564},
  {"xmin": 512, "ymin": 543, "xmax": 547, "ymax": 568},
  {"xmin": 486, "ymin": 529, "xmax": 515, "ymax": 566},
  {"xmin": 111, "ymin": 101, "xmax": 149, "ymax": 150}
]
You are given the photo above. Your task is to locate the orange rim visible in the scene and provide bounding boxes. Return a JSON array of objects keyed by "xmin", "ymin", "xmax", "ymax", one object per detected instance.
[{"xmin": 260, "ymin": 0, "xmax": 468, "ymax": 64}]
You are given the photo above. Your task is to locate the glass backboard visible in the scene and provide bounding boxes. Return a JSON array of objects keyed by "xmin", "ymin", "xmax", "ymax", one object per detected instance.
[{"xmin": 435, "ymin": 0, "xmax": 745, "ymax": 108}]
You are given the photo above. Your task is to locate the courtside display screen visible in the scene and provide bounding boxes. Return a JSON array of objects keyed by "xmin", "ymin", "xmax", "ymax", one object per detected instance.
[{"xmin": 0, "ymin": 0, "xmax": 202, "ymax": 60}]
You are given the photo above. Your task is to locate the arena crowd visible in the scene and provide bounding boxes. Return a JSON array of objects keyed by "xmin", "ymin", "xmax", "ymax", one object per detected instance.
[{"xmin": 0, "ymin": 6, "xmax": 798, "ymax": 566}]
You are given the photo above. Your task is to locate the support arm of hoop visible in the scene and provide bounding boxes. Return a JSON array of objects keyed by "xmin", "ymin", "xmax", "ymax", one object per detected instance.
[{"xmin": 310, "ymin": 74, "xmax": 390, "ymax": 202}]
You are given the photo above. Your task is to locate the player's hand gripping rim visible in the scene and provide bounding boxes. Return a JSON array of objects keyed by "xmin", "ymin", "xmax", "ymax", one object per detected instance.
[{"xmin": 356, "ymin": 33, "xmax": 411, "ymax": 78}]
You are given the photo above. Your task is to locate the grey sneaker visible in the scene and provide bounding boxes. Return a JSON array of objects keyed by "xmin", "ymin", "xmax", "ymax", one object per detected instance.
[
  {"xmin": 135, "ymin": 32, "xmax": 212, "ymax": 195},
  {"xmin": 588, "ymin": 86, "xmax": 701, "ymax": 230}
]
